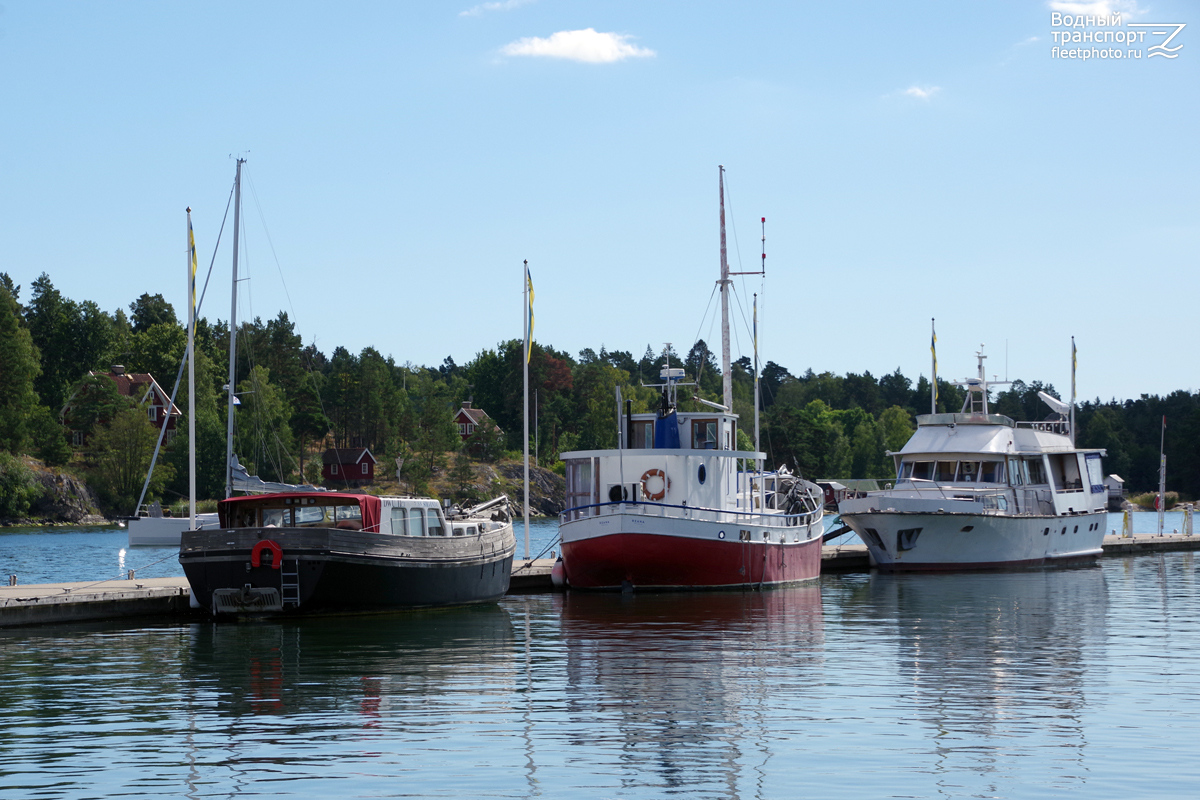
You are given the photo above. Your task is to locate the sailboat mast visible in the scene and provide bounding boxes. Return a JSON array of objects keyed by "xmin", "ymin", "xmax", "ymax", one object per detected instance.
[
  {"xmin": 187, "ymin": 208, "xmax": 197, "ymax": 528},
  {"xmin": 719, "ymin": 166, "xmax": 732, "ymax": 412},
  {"xmin": 225, "ymin": 158, "xmax": 244, "ymax": 499}
]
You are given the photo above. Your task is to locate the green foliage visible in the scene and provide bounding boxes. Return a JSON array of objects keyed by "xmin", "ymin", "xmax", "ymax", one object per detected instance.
[
  {"xmin": 0, "ymin": 452, "xmax": 44, "ymax": 518},
  {"xmin": 0, "ymin": 283, "xmax": 41, "ymax": 453},
  {"xmin": 28, "ymin": 405, "xmax": 72, "ymax": 466},
  {"xmin": 234, "ymin": 365, "xmax": 296, "ymax": 483},
  {"xmin": 86, "ymin": 405, "xmax": 171, "ymax": 515}
]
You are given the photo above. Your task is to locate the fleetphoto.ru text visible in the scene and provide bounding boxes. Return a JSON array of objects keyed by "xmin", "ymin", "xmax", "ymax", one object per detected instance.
[{"xmin": 1050, "ymin": 12, "xmax": 1185, "ymax": 61}]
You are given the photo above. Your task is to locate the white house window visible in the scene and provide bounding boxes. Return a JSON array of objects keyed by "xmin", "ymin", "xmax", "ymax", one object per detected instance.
[
  {"xmin": 148, "ymin": 407, "xmax": 156, "ymax": 422},
  {"xmin": 72, "ymin": 430, "xmax": 83, "ymax": 447},
  {"xmin": 361, "ymin": 462, "xmax": 368, "ymax": 475},
  {"xmin": 467, "ymin": 423, "xmax": 475, "ymax": 434},
  {"xmin": 332, "ymin": 464, "xmax": 339, "ymax": 475}
]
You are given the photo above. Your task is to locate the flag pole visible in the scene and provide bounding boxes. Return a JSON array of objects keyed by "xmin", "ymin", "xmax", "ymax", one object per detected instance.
[
  {"xmin": 523, "ymin": 260, "xmax": 531, "ymax": 559},
  {"xmin": 1070, "ymin": 336, "xmax": 1077, "ymax": 447},
  {"xmin": 931, "ymin": 318, "xmax": 937, "ymax": 414},
  {"xmin": 1158, "ymin": 415, "xmax": 1167, "ymax": 536},
  {"xmin": 187, "ymin": 208, "xmax": 197, "ymax": 529}
]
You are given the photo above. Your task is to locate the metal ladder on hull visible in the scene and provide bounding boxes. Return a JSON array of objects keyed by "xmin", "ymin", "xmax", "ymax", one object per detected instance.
[{"xmin": 280, "ymin": 559, "xmax": 300, "ymax": 608}]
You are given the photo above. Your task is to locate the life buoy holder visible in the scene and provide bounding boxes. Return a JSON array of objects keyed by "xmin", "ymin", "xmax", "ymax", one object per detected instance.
[
  {"xmin": 641, "ymin": 468, "xmax": 670, "ymax": 501},
  {"xmin": 251, "ymin": 539, "xmax": 283, "ymax": 569}
]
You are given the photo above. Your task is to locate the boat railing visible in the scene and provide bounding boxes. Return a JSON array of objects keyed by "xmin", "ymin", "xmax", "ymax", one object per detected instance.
[
  {"xmin": 882, "ymin": 481, "xmax": 1015, "ymax": 512},
  {"xmin": 1016, "ymin": 419, "xmax": 1071, "ymax": 435},
  {"xmin": 560, "ymin": 500, "xmax": 821, "ymax": 528}
]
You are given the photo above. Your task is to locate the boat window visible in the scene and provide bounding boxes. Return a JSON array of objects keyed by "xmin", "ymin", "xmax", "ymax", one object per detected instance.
[
  {"xmin": 956, "ymin": 461, "xmax": 980, "ymax": 482},
  {"xmin": 428, "ymin": 513, "xmax": 445, "ymax": 537},
  {"xmin": 898, "ymin": 462, "xmax": 913, "ymax": 480},
  {"xmin": 691, "ymin": 419, "xmax": 718, "ymax": 450},
  {"xmin": 1007, "ymin": 457, "xmax": 1023, "ymax": 486},
  {"xmin": 935, "ymin": 461, "xmax": 957, "ymax": 482},
  {"xmin": 409, "ymin": 508, "xmax": 425, "ymax": 536},
  {"xmin": 390, "ymin": 507, "xmax": 407, "ymax": 535},
  {"xmin": 333, "ymin": 504, "xmax": 363, "ymax": 531},
  {"xmin": 262, "ymin": 508, "xmax": 288, "ymax": 528},
  {"xmin": 910, "ymin": 461, "xmax": 933, "ymax": 481},
  {"xmin": 1026, "ymin": 458, "xmax": 1047, "ymax": 485},
  {"xmin": 1085, "ymin": 453, "xmax": 1105, "ymax": 493},
  {"xmin": 979, "ymin": 461, "xmax": 1004, "ymax": 483},
  {"xmin": 1048, "ymin": 453, "xmax": 1083, "ymax": 491},
  {"xmin": 698, "ymin": 464, "xmax": 707, "ymax": 484},
  {"xmin": 897, "ymin": 527, "xmax": 922, "ymax": 551},
  {"xmin": 630, "ymin": 421, "xmax": 653, "ymax": 449},
  {"xmin": 296, "ymin": 505, "xmax": 328, "ymax": 527},
  {"xmin": 565, "ymin": 458, "xmax": 594, "ymax": 518}
]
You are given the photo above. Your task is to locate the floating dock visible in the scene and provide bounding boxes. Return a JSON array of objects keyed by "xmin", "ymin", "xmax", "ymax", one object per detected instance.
[{"xmin": 2, "ymin": 535, "xmax": 1197, "ymax": 628}]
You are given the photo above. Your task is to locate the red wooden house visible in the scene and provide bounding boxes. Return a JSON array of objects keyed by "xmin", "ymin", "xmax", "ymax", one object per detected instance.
[
  {"xmin": 62, "ymin": 365, "xmax": 180, "ymax": 447},
  {"xmin": 454, "ymin": 401, "xmax": 501, "ymax": 442},
  {"xmin": 322, "ymin": 448, "xmax": 378, "ymax": 485}
]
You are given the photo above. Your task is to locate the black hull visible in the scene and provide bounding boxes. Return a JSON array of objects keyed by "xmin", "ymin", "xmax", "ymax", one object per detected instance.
[{"xmin": 180, "ymin": 526, "xmax": 515, "ymax": 617}]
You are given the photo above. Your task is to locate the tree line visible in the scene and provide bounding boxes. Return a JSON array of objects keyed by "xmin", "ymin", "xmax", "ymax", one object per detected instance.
[{"xmin": 1, "ymin": 272, "xmax": 1196, "ymax": 516}]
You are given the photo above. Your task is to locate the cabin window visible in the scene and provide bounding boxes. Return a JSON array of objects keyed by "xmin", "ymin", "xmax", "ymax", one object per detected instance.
[
  {"xmin": 1007, "ymin": 457, "xmax": 1023, "ymax": 486},
  {"xmin": 698, "ymin": 464, "xmax": 707, "ymax": 484},
  {"xmin": 956, "ymin": 461, "xmax": 980, "ymax": 482},
  {"xmin": 390, "ymin": 507, "xmax": 407, "ymax": 535},
  {"xmin": 1085, "ymin": 453, "xmax": 1105, "ymax": 494},
  {"xmin": 1025, "ymin": 458, "xmax": 1047, "ymax": 485},
  {"xmin": 262, "ymin": 509, "xmax": 287, "ymax": 527},
  {"xmin": 935, "ymin": 461, "xmax": 957, "ymax": 482},
  {"xmin": 978, "ymin": 461, "xmax": 1003, "ymax": 483},
  {"xmin": 409, "ymin": 508, "xmax": 425, "ymax": 536},
  {"xmin": 361, "ymin": 462, "xmax": 369, "ymax": 475},
  {"xmin": 565, "ymin": 458, "xmax": 594, "ymax": 518},
  {"xmin": 630, "ymin": 421, "xmax": 653, "ymax": 449},
  {"xmin": 692, "ymin": 419, "xmax": 718, "ymax": 450},
  {"xmin": 428, "ymin": 512, "xmax": 444, "ymax": 537},
  {"xmin": 333, "ymin": 504, "xmax": 363, "ymax": 530},
  {"xmin": 1048, "ymin": 453, "xmax": 1083, "ymax": 491},
  {"xmin": 909, "ymin": 461, "xmax": 933, "ymax": 481}
]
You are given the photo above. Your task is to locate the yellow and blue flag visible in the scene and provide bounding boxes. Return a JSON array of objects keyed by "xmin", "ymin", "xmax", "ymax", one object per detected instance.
[{"xmin": 525, "ymin": 263, "xmax": 535, "ymax": 364}]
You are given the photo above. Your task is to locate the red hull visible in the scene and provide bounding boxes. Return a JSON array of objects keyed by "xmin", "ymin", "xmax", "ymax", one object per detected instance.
[{"xmin": 562, "ymin": 532, "xmax": 822, "ymax": 590}]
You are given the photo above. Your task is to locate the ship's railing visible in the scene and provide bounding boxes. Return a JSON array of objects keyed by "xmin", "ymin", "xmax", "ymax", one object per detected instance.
[
  {"xmin": 1016, "ymin": 419, "xmax": 1071, "ymax": 435},
  {"xmin": 874, "ymin": 480, "xmax": 1013, "ymax": 512},
  {"xmin": 871, "ymin": 480, "xmax": 1058, "ymax": 515},
  {"xmin": 560, "ymin": 500, "xmax": 822, "ymax": 528}
]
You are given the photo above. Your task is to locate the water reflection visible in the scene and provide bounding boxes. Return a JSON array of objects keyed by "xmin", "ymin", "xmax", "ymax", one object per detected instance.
[
  {"xmin": 556, "ymin": 586, "xmax": 824, "ymax": 797},
  {"xmin": 832, "ymin": 567, "xmax": 1108, "ymax": 784},
  {"xmin": 181, "ymin": 605, "xmax": 517, "ymax": 720}
]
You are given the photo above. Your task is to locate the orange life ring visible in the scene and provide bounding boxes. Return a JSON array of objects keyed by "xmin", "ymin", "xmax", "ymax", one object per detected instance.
[
  {"xmin": 641, "ymin": 468, "xmax": 670, "ymax": 501},
  {"xmin": 251, "ymin": 539, "xmax": 283, "ymax": 570}
]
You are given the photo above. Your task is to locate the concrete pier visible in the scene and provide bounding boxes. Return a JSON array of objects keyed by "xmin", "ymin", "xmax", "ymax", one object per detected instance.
[{"xmin": 3, "ymin": 534, "xmax": 1198, "ymax": 628}]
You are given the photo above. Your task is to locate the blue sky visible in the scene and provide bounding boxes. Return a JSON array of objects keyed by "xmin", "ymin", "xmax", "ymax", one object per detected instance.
[{"xmin": 1, "ymin": 0, "xmax": 1195, "ymax": 403}]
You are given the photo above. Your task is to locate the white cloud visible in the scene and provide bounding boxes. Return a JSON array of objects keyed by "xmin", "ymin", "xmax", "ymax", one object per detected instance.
[
  {"xmin": 500, "ymin": 28, "xmax": 656, "ymax": 63},
  {"xmin": 460, "ymin": 0, "xmax": 534, "ymax": 17},
  {"xmin": 1046, "ymin": 1, "xmax": 1144, "ymax": 17},
  {"xmin": 903, "ymin": 85, "xmax": 941, "ymax": 100},
  {"xmin": 1017, "ymin": 36, "xmax": 1040, "ymax": 46}
]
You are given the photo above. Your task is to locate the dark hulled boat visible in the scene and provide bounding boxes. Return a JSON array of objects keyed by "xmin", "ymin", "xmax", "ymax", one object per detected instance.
[{"xmin": 180, "ymin": 492, "xmax": 516, "ymax": 617}]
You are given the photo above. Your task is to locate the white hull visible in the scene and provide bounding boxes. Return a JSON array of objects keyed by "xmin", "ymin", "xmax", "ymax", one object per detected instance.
[
  {"xmin": 127, "ymin": 513, "xmax": 218, "ymax": 547},
  {"xmin": 840, "ymin": 506, "xmax": 1106, "ymax": 570}
]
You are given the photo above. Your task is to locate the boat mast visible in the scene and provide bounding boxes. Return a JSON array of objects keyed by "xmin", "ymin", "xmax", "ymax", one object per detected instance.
[
  {"xmin": 718, "ymin": 166, "xmax": 732, "ymax": 412},
  {"xmin": 187, "ymin": 208, "xmax": 197, "ymax": 528},
  {"xmin": 225, "ymin": 158, "xmax": 244, "ymax": 499}
]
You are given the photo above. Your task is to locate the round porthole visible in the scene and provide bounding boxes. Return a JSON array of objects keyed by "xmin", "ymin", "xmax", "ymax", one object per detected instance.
[
  {"xmin": 698, "ymin": 464, "xmax": 707, "ymax": 484},
  {"xmin": 718, "ymin": 530, "xmax": 725, "ymax": 539}
]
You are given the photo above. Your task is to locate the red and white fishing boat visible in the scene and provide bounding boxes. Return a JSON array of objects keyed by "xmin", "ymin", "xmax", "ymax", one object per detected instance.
[{"xmin": 557, "ymin": 168, "xmax": 825, "ymax": 590}]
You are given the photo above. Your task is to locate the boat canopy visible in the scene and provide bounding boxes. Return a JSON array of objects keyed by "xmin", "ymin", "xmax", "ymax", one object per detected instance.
[{"xmin": 218, "ymin": 492, "xmax": 382, "ymax": 532}]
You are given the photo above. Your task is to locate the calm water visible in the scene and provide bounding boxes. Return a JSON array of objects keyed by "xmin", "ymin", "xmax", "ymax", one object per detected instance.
[{"xmin": 1, "ymin": 513, "xmax": 1198, "ymax": 799}]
